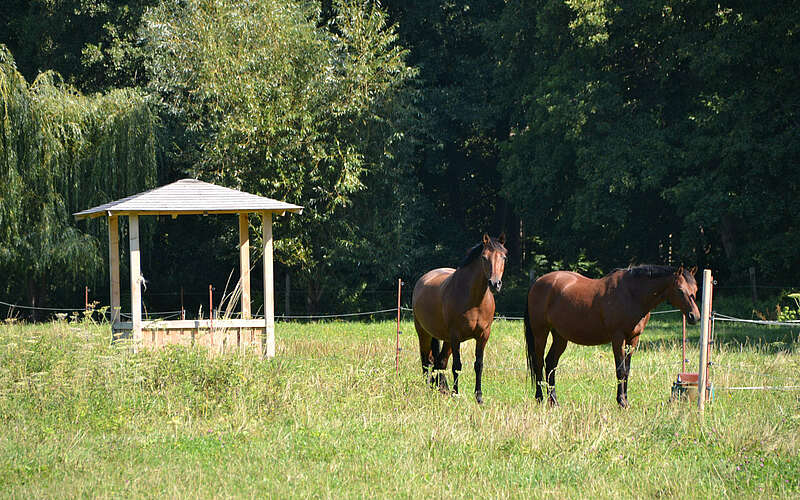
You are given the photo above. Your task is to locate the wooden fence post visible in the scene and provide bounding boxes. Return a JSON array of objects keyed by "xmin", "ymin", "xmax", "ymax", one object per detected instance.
[
  {"xmin": 285, "ymin": 273, "xmax": 290, "ymax": 317},
  {"xmin": 698, "ymin": 269, "xmax": 713, "ymax": 413},
  {"xmin": 396, "ymin": 278, "xmax": 402, "ymax": 374},
  {"xmin": 749, "ymin": 266, "xmax": 758, "ymax": 306}
]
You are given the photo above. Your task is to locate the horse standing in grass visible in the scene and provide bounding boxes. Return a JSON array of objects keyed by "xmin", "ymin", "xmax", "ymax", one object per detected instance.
[
  {"xmin": 412, "ymin": 234, "xmax": 507, "ymax": 404},
  {"xmin": 524, "ymin": 265, "xmax": 700, "ymax": 408}
]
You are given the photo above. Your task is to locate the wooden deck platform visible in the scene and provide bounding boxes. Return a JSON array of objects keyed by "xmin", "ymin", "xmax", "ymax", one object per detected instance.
[{"xmin": 113, "ymin": 319, "xmax": 266, "ymax": 355}]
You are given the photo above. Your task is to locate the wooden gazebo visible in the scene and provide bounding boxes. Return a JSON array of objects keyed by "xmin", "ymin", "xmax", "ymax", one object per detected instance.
[{"xmin": 74, "ymin": 179, "xmax": 302, "ymax": 357}]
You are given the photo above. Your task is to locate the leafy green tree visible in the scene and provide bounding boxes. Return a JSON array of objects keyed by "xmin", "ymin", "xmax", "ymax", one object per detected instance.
[
  {"xmin": 495, "ymin": 1, "xmax": 800, "ymax": 283},
  {"xmin": 662, "ymin": 1, "xmax": 800, "ymax": 281},
  {"xmin": 0, "ymin": 0, "xmax": 158, "ymax": 92},
  {"xmin": 0, "ymin": 47, "xmax": 157, "ymax": 315},
  {"xmin": 142, "ymin": 0, "xmax": 419, "ymax": 311}
]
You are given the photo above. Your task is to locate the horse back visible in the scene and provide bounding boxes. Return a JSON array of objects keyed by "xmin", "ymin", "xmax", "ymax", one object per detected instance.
[
  {"xmin": 412, "ymin": 267, "xmax": 494, "ymax": 342},
  {"xmin": 527, "ymin": 271, "xmax": 610, "ymax": 345},
  {"xmin": 412, "ymin": 268, "xmax": 455, "ymax": 337}
]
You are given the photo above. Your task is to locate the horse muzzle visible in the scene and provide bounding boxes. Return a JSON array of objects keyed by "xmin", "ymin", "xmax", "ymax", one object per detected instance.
[
  {"xmin": 686, "ymin": 312, "xmax": 699, "ymax": 325},
  {"xmin": 489, "ymin": 279, "xmax": 502, "ymax": 293}
]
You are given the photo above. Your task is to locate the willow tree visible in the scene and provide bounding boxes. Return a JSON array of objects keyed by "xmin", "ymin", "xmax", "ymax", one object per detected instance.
[
  {"xmin": 0, "ymin": 47, "xmax": 157, "ymax": 315},
  {"xmin": 142, "ymin": 0, "xmax": 419, "ymax": 311}
]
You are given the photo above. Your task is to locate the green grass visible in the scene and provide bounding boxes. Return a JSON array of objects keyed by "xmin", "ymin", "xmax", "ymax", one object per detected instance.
[{"xmin": 1, "ymin": 316, "xmax": 799, "ymax": 498}]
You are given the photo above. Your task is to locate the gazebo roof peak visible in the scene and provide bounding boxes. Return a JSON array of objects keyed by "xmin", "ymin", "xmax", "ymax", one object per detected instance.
[{"xmin": 73, "ymin": 178, "xmax": 303, "ymax": 219}]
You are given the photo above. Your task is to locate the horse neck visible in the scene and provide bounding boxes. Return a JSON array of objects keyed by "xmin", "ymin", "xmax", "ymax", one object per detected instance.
[
  {"xmin": 451, "ymin": 259, "xmax": 488, "ymax": 305},
  {"xmin": 626, "ymin": 273, "xmax": 674, "ymax": 312}
]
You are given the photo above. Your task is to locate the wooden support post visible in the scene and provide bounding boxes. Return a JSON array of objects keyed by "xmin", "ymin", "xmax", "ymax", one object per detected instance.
[
  {"xmin": 108, "ymin": 216, "xmax": 121, "ymax": 326},
  {"xmin": 697, "ymin": 269, "xmax": 713, "ymax": 413},
  {"xmin": 238, "ymin": 213, "xmax": 251, "ymax": 319},
  {"xmin": 129, "ymin": 215, "xmax": 142, "ymax": 347},
  {"xmin": 262, "ymin": 212, "xmax": 275, "ymax": 358}
]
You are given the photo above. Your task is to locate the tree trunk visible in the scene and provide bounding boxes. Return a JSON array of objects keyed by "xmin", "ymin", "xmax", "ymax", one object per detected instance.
[
  {"xmin": 306, "ymin": 273, "xmax": 323, "ymax": 315},
  {"xmin": 26, "ymin": 276, "xmax": 38, "ymax": 322},
  {"xmin": 719, "ymin": 214, "xmax": 737, "ymax": 260}
]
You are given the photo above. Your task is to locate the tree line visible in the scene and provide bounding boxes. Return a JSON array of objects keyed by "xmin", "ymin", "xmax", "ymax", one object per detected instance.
[{"xmin": 1, "ymin": 1, "xmax": 798, "ymax": 318}]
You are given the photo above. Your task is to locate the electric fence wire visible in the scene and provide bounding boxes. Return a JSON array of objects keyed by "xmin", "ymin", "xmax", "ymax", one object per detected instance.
[
  {"xmin": 0, "ymin": 299, "xmax": 86, "ymax": 312},
  {"xmin": 706, "ymin": 311, "xmax": 800, "ymax": 391},
  {"xmin": 712, "ymin": 312, "xmax": 800, "ymax": 327}
]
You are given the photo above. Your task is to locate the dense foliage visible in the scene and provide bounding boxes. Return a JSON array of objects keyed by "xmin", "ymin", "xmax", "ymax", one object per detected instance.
[
  {"xmin": 0, "ymin": 1, "xmax": 798, "ymax": 316},
  {"xmin": 495, "ymin": 0, "xmax": 800, "ymax": 282}
]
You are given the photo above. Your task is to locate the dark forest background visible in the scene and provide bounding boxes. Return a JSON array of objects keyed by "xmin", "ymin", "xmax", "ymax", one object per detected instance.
[{"xmin": 1, "ymin": 1, "xmax": 798, "ymax": 319}]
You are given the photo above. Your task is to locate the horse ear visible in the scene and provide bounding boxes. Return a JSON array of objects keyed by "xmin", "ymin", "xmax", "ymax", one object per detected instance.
[
  {"xmin": 483, "ymin": 233, "xmax": 490, "ymax": 245},
  {"xmin": 675, "ymin": 265, "xmax": 685, "ymax": 280},
  {"xmin": 690, "ymin": 266, "xmax": 698, "ymax": 276},
  {"xmin": 498, "ymin": 232, "xmax": 506, "ymax": 245}
]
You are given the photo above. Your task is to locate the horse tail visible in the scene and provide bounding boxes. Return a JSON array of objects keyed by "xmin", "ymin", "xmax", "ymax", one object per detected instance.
[{"xmin": 523, "ymin": 295, "xmax": 536, "ymax": 388}]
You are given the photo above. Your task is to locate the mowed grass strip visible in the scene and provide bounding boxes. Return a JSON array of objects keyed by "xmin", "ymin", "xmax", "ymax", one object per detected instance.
[{"xmin": 0, "ymin": 317, "xmax": 798, "ymax": 498}]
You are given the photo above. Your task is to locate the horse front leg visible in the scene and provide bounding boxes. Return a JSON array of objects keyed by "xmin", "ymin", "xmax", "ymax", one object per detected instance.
[
  {"xmin": 623, "ymin": 335, "xmax": 639, "ymax": 404},
  {"xmin": 474, "ymin": 334, "xmax": 488, "ymax": 404},
  {"xmin": 450, "ymin": 332, "xmax": 463, "ymax": 396},
  {"xmin": 434, "ymin": 341, "xmax": 451, "ymax": 393},
  {"xmin": 612, "ymin": 333, "xmax": 629, "ymax": 408}
]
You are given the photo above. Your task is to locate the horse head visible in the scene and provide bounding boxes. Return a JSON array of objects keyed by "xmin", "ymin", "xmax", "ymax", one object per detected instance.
[
  {"xmin": 480, "ymin": 233, "xmax": 507, "ymax": 293},
  {"xmin": 667, "ymin": 266, "xmax": 700, "ymax": 324}
]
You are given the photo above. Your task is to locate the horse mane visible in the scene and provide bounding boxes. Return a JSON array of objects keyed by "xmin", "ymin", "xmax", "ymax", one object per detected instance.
[
  {"xmin": 622, "ymin": 264, "xmax": 697, "ymax": 285},
  {"xmin": 458, "ymin": 238, "xmax": 506, "ymax": 268}
]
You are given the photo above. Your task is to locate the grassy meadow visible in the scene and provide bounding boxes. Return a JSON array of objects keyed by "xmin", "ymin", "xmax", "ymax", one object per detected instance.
[{"xmin": 0, "ymin": 313, "xmax": 798, "ymax": 498}]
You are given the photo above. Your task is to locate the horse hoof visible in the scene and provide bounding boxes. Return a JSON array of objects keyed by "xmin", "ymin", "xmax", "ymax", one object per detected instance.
[
  {"xmin": 476, "ymin": 393, "xmax": 484, "ymax": 405},
  {"xmin": 548, "ymin": 397, "xmax": 559, "ymax": 407},
  {"xmin": 617, "ymin": 399, "xmax": 629, "ymax": 409}
]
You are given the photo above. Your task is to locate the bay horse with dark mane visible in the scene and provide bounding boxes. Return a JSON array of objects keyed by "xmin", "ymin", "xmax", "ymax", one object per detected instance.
[
  {"xmin": 524, "ymin": 265, "xmax": 700, "ymax": 408},
  {"xmin": 413, "ymin": 234, "xmax": 507, "ymax": 404}
]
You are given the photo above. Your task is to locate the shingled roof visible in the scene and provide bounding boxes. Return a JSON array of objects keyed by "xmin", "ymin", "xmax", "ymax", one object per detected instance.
[{"xmin": 74, "ymin": 178, "xmax": 303, "ymax": 219}]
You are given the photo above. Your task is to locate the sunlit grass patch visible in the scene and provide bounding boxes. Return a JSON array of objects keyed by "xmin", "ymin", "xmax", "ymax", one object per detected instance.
[{"xmin": 0, "ymin": 317, "xmax": 798, "ymax": 498}]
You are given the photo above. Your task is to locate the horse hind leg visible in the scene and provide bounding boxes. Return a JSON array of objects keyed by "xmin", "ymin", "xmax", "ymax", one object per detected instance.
[
  {"xmin": 529, "ymin": 326, "xmax": 548, "ymax": 402},
  {"xmin": 414, "ymin": 318, "xmax": 435, "ymax": 385},
  {"xmin": 524, "ymin": 302, "xmax": 548, "ymax": 402},
  {"xmin": 430, "ymin": 337, "xmax": 442, "ymax": 387},
  {"xmin": 434, "ymin": 340, "xmax": 452, "ymax": 393},
  {"xmin": 544, "ymin": 331, "xmax": 568, "ymax": 406}
]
